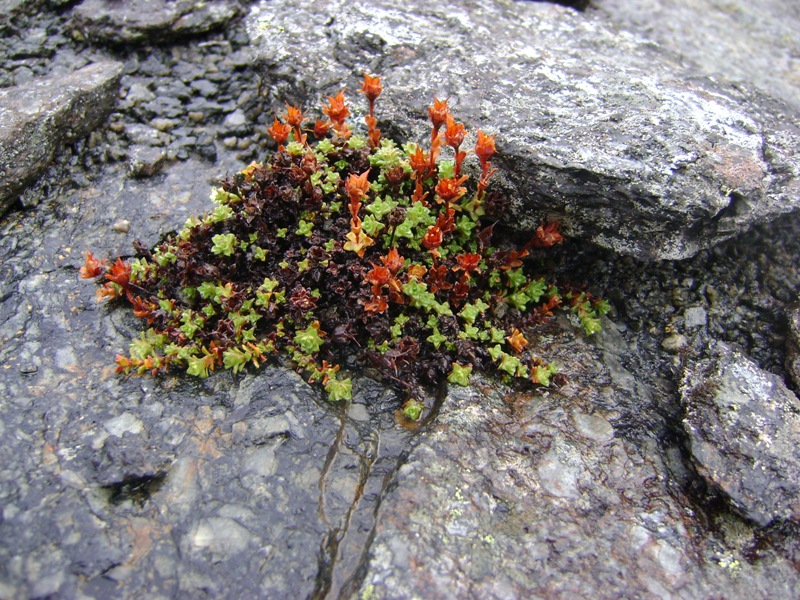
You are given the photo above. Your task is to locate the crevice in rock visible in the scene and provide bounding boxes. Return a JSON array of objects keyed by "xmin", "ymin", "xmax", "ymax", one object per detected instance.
[{"xmin": 101, "ymin": 471, "xmax": 167, "ymax": 506}]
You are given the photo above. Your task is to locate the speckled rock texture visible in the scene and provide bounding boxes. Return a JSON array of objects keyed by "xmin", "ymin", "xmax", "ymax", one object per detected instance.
[
  {"xmin": 0, "ymin": 61, "xmax": 123, "ymax": 216},
  {"xmin": 592, "ymin": 0, "xmax": 800, "ymax": 109},
  {"xmin": 72, "ymin": 0, "xmax": 243, "ymax": 44},
  {"xmin": 2, "ymin": 1, "xmax": 800, "ymax": 598},
  {"xmin": 681, "ymin": 342, "xmax": 800, "ymax": 527},
  {"xmin": 247, "ymin": 0, "xmax": 800, "ymax": 261},
  {"xmin": 787, "ymin": 303, "xmax": 800, "ymax": 391}
]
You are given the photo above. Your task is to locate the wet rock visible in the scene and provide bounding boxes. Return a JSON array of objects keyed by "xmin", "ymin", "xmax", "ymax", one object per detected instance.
[
  {"xmin": 127, "ymin": 145, "xmax": 168, "ymax": 177},
  {"xmin": 0, "ymin": 60, "xmax": 123, "ymax": 216},
  {"xmin": 248, "ymin": 0, "xmax": 800, "ymax": 261},
  {"xmin": 71, "ymin": 0, "xmax": 242, "ymax": 45},
  {"xmin": 787, "ymin": 302, "xmax": 800, "ymax": 390},
  {"xmin": 357, "ymin": 326, "xmax": 798, "ymax": 598},
  {"xmin": 592, "ymin": 0, "xmax": 800, "ymax": 108},
  {"xmin": 681, "ymin": 341, "xmax": 800, "ymax": 526}
]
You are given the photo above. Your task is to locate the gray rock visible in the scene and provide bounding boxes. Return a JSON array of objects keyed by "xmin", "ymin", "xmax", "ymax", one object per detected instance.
[
  {"xmin": 127, "ymin": 145, "xmax": 169, "ymax": 178},
  {"xmin": 787, "ymin": 302, "xmax": 800, "ymax": 390},
  {"xmin": 71, "ymin": 0, "xmax": 242, "ymax": 45},
  {"xmin": 247, "ymin": 0, "xmax": 800, "ymax": 261},
  {"xmin": 681, "ymin": 341, "xmax": 800, "ymax": 526},
  {"xmin": 356, "ymin": 325, "xmax": 799, "ymax": 599},
  {"xmin": 592, "ymin": 0, "xmax": 800, "ymax": 109},
  {"xmin": 0, "ymin": 61, "xmax": 123, "ymax": 216}
]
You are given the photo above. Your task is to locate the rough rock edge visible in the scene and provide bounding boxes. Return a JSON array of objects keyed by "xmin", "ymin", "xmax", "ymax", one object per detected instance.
[{"xmin": 0, "ymin": 61, "xmax": 123, "ymax": 216}]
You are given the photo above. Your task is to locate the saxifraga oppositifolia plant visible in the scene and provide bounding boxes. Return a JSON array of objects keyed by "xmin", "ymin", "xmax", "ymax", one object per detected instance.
[{"xmin": 81, "ymin": 75, "xmax": 609, "ymax": 420}]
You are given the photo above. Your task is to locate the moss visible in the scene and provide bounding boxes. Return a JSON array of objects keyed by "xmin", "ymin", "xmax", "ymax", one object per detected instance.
[{"xmin": 81, "ymin": 75, "xmax": 605, "ymax": 417}]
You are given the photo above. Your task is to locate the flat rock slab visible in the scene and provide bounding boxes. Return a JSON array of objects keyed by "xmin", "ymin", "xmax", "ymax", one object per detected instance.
[
  {"xmin": 681, "ymin": 341, "xmax": 800, "ymax": 526},
  {"xmin": 247, "ymin": 0, "xmax": 800, "ymax": 260},
  {"xmin": 72, "ymin": 0, "xmax": 242, "ymax": 44},
  {"xmin": 357, "ymin": 330, "xmax": 800, "ymax": 599},
  {"xmin": 593, "ymin": 0, "xmax": 800, "ymax": 109},
  {"xmin": 0, "ymin": 60, "xmax": 123, "ymax": 216}
]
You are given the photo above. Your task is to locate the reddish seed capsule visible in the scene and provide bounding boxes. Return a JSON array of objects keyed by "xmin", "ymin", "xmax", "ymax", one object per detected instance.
[
  {"xmin": 359, "ymin": 74, "xmax": 383, "ymax": 105},
  {"xmin": 475, "ymin": 130, "xmax": 496, "ymax": 163},
  {"xmin": 428, "ymin": 97, "xmax": 449, "ymax": 131},
  {"xmin": 267, "ymin": 117, "xmax": 291, "ymax": 145},
  {"xmin": 444, "ymin": 114, "xmax": 466, "ymax": 149}
]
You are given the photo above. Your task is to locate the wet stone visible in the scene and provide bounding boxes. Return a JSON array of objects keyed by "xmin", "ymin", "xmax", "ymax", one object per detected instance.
[
  {"xmin": 681, "ymin": 341, "xmax": 800, "ymax": 526},
  {"xmin": 0, "ymin": 60, "xmax": 123, "ymax": 216},
  {"xmin": 71, "ymin": 0, "xmax": 243, "ymax": 45},
  {"xmin": 787, "ymin": 302, "xmax": 800, "ymax": 390},
  {"xmin": 127, "ymin": 145, "xmax": 168, "ymax": 177},
  {"xmin": 247, "ymin": 0, "xmax": 800, "ymax": 261}
]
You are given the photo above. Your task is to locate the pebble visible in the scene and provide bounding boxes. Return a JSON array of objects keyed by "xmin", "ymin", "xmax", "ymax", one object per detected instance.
[{"xmin": 111, "ymin": 219, "xmax": 130, "ymax": 233}]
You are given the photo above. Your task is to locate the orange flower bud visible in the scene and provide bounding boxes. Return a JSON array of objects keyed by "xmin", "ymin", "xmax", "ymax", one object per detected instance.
[
  {"xmin": 359, "ymin": 74, "xmax": 383, "ymax": 105},
  {"xmin": 422, "ymin": 225, "xmax": 443, "ymax": 250},
  {"xmin": 284, "ymin": 104, "xmax": 304, "ymax": 128},
  {"xmin": 408, "ymin": 146, "xmax": 429, "ymax": 175},
  {"xmin": 313, "ymin": 119, "xmax": 331, "ymax": 138},
  {"xmin": 444, "ymin": 114, "xmax": 466, "ymax": 149},
  {"xmin": 428, "ymin": 97, "xmax": 449, "ymax": 131},
  {"xmin": 381, "ymin": 248, "xmax": 405, "ymax": 274},
  {"xmin": 345, "ymin": 170, "xmax": 371, "ymax": 203},
  {"xmin": 323, "ymin": 90, "xmax": 350, "ymax": 125},
  {"xmin": 267, "ymin": 117, "xmax": 291, "ymax": 145},
  {"xmin": 475, "ymin": 130, "xmax": 496, "ymax": 164}
]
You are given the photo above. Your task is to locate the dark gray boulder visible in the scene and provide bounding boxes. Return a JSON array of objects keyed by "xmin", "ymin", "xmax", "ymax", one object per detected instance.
[
  {"xmin": 71, "ymin": 0, "xmax": 242, "ymax": 45},
  {"xmin": 592, "ymin": 0, "xmax": 800, "ymax": 109},
  {"xmin": 681, "ymin": 341, "xmax": 800, "ymax": 527},
  {"xmin": 0, "ymin": 61, "xmax": 123, "ymax": 216},
  {"xmin": 247, "ymin": 0, "xmax": 800, "ymax": 261},
  {"xmin": 355, "ymin": 325, "xmax": 800, "ymax": 599},
  {"xmin": 787, "ymin": 302, "xmax": 800, "ymax": 391}
]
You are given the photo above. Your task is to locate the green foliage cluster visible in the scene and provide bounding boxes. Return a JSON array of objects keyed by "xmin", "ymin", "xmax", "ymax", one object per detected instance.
[{"xmin": 82, "ymin": 76, "xmax": 608, "ymax": 420}]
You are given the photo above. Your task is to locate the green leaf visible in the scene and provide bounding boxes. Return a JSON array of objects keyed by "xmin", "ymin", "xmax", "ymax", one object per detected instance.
[
  {"xmin": 402, "ymin": 398, "xmax": 424, "ymax": 421},
  {"xmin": 186, "ymin": 355, "xmax": 211, "ymax": 378},
  {"xmin": 325, "ymin": 377, "xmax": 352, "ymax": 402},
  {"xmin": 211, "ymin": 233, "xmax": 237, "ymax": 257},
  {"xmin": 427, "ymin": 328, "xmax": 447, "ymax": 349},
  {"xmin": 448, "ymin": 363, "xmax": 473, "ymax": 386},
  {"xmin": 294, "ymin": 323, "xmax": 325, "ymax": 354}
]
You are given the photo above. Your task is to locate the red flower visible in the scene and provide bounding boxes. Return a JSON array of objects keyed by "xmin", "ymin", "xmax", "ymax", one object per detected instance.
[
  {"xmin": 323, "ymin": 90, "xmax": 350, "ymax": 125},
  {"xmin": 444, "ymin": 114, "xmax": 466, "ymax": 149},
  {"xmin": 534, "ymin": 222, "xmax": 564, "ymax": 247},
  {"xmin": 267, "ymin": 117, "xmax": 291, "ymax": 145},
  {"xmin": 313, "ymin": 119, "xmax": 331, "ymax": 138},
  {"xmin": 475, "ymin": 130, "xmax": 496, "ymax": 164},
  {"xmin": 455, "ymin": 253, "xmax": 481, "ymax": 273},
  {"xmin": 359, "ymin": 74, "xmax": 383, "ymax": 106},
  {"xmin": 381, "ymin": 248, "xmax": 404, "ymax": 274},
  {"xmin": 79, "ymin": 251, "xmax": 106, "ymax": 279},
  {"xmin": 422, "ymin": 225, "xmax": 443, "ymax": 250},
  {"xmin": 428, "ymin": 97, "xmax": 449, "ymax": 131},
  {"xmin": 104, "ymin": 258, "xmax": 131, "ymax": 287},
  {"xmin": 284, "ymin": 104, "xmax": 304, "ymax": 128},
  {"xmin": 366, "ymin": 265, "xmax": 391, "ymax": 287},
  {"xmin": 435, "ymin": 175, "xmax": 469, "ymax": 202}
]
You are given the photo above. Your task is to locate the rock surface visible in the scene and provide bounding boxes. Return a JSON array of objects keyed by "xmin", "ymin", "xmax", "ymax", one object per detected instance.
[
  {"xmin": 247, "ymin": 0, "xmax": 800, "ymax": 261},
  {"xmin": 1, "ymin": 1, "xmax": 800, "ymax": 599},
  {"xmin": 681, "ymin": 342, "xmax": 800, "ymax": 526},
  {"xmin": 592, "ymin": 0, "xmax": 800, "ymax": 109},
  {"xmin": 0, "ymin": 61, "xmax": 123, "ymax": 216},
  {"xmin": 786, "ymin": 303, "xmax": 800, "ymax": 391},
  {"xmin": 72, "ymin": 0, "xmax": 242, "ymax": 44}
]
